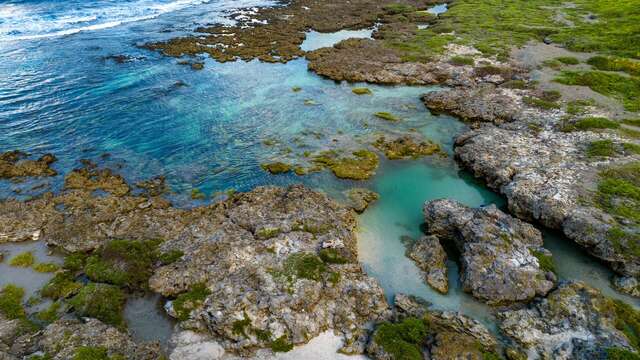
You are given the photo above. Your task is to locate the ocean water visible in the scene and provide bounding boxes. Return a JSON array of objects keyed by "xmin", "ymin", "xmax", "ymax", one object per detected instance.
[{"xmin": 1, "ymin": 0, "xmax": 637, "ymax": 351}]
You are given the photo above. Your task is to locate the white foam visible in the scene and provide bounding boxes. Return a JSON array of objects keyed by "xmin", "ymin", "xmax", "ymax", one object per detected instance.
[{"xmin": 0, "ymin": 0, "xmax": 214, "ymax": 42}]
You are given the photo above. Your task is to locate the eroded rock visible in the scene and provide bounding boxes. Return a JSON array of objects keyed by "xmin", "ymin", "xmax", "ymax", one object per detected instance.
[
  {"xmin": 424, "ymin": 199, "xmax": 555, "ymax": 304},
  {"xmin": 404, "ymin": 235, "xmax": 448, "ymax": 294},
  {"xmin": 0, "ymin": 151, "xmax": 57, "ymax": 179}
]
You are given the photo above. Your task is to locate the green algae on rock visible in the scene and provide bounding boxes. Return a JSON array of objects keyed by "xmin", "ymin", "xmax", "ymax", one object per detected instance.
[
  {"xmin": 68, "ymin": 283, "xmax": 126, "ymax": 328},
  {"xmin": 41, "ymin": 272, "xmax": 83, "ymax": 300},
  {"xmin": 261, "ymin": 162, "xmax": 292, "ymax": 174},
  {"xmin": 8, "ymin": 251, "xmax": 35, "ymax": 267},
  {"xmin": 172, "ymin": 282, "xmax": 211, "ymax": 321},
  {"xmin": 352, "ymin": 87, "xmax": 373, "ymax": 95},
  {"xmin": 0, "ymin": 150, "xmax": 57, "ymax": 179},
  {"xmin": 373, "ymin": 135, "xmax": 442, "ymax": 160},
  {"xmin": 0, "ymin": 284, "xmax": 26, "ymax": 320},
  {"xmin": 312, "ymin": 149, "xmax": 379, "ymax": 180},
  {"xmin": 374, "ymin": 111, "xmax": 400, "ymax": 122}
]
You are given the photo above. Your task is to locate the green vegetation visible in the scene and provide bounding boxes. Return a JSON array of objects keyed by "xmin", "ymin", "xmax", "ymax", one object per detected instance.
[
  {"xmin": 63, "ymin": 253, "xmax": 87, "ymax": 272},
  {"xmin": 556, "ymin": 56, "xmax": 580, "ymax": 65},
  {"xmin": 374, "ymin": 112, "xmax": 400, "ymax": 122},
  {"xmin": 373, "ymin": 317, "xmax": 429, "ymax": 360},
  {"xmin": 501, "ymin": 79, "xmax": 529, "ymax": 89},
  {"xmin": 563, "ymin": 117, "xmax": 620, "ymax": 132},
  {"xmin": 283, "ymin": 253, "xmax": 326, "ymax": 281},
  {"xmin": 609, "ymin": 299, "xmax": 640, "ymax": 351},
  {"xmin": 311, "ymin": 149, "xmax": 379, "ymax": 180},
  {"xmin": 191, "ymin": 188, "xmax": 206, "ymax": 200},
  {"xmin": 41, "ymin": 272, "xmax": 82, "ymax": 299},
  {"xmin": 37, "ymin": 302, "xmax": 61, "ymax": 323},
  {"xmin": 291, "ymin": 86, "xmax": 302, "ymax": 92},
  {"xmin": 523, "ymin": 96, "xmax": 560, "ymax": 110},
  {"xmin": 319, "ymin": 248, "xmax": 349, "ymax": 264},
  {"xmin": 623, "ymin": 119, "xmax": 640, "ymax": 127},
  {"xmin": 0, "ymin": 284, "xmax": 26, "ymax": 319},
  {"xmin": 530, "ymin": 249, "xmax": 556, "ymax": 274},
  {"xmin": 566, "ymin": 98, "xmax": 596, "ymax": 115},
  {"xmin": 383, "ymin": 3, "xmax": 415, "ymax": 15},
  {"xmin": 261, "ymin": 162, "xmax": 292, "ymax": 174},
  {"xmin": 33, "ymin": 262, "xmax": 60, "ymax": 273},
  {"xmin": 587, "ymin": 140, "xmax": 618, "ymax": 158},
  {"xmin": 173, "ymin": 283, "xmax": 211, "ymax": 321},
  {"xmin": 84, "ymin": 239, "xmax": 162, "ymax": 289},
  {"xmin": 158, "ymin": 249, "xmax": 184, "ymax": 265},
  {"xmin": 270, "ymin": 335, "xmax": 294, "ymax": 352},
  {"xmin": 256, "ymin": 227, "xmax": 281, "ymax": 239},
  {"xmin": 72, "ymin": 346, "xmax": 123, "ymax": 360},
  {"xmin": 607, "ymin": 347, "xmax": 640, "ymax": 360},
  {"xmin": 352, "ymin": 87, "xmax": 372, "ymax": 95},
  {"xmin": 68, "ymin": 283, "xmax": 126, "ymax": 328},
  {"xmin": 624, "ymin": 143, "xmax": 640, "ymax": 155},
  {"xmin": 588, "ymin": 56, "xmax": 640, "ymax": 76},
  {"xmin": 596, "ymin": 162, "xmax": 640, "ymax": 224},
  {"xmin": 555, "ymin": 71, "xmax": 640, "ymax": 112},
  {"xmin": 232, "ymin": 313, "xmax": 251, "ymax": 337},
  {"xmin": 9, "ymin": 251, "xmax": 35, "ymax": 267},
  {"xmin": 449, "ymin": 55, "xmax": 474, "ymax": 66}
]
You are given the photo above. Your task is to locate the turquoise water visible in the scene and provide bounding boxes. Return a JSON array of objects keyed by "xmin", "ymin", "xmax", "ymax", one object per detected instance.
[{"xmin": 1, "ymin": 0, "xmax": 638, "ymax": 350}]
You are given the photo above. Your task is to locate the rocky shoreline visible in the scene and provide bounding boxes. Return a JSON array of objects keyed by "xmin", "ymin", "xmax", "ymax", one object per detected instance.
[{"xmin": 2, "ymin": 0, "xmax": 640, "ymax": 359}]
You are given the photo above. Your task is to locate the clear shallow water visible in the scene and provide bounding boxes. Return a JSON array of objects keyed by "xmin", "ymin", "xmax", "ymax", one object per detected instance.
[{"xmin": 0, "ymin": 0, "xmax": 638, "ymax": 352}]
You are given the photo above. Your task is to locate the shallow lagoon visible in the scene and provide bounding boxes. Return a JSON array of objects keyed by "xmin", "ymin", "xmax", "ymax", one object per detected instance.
[{"xmin": 1, "ymin": 0, "xmax": 638, "ymax": 353}]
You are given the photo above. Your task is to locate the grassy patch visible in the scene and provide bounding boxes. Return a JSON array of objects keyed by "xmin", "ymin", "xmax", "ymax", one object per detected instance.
[
  {"xmin": 373, "ymin": 317, "xmax": 429, "ymax": 360},
  {"xmin": 607, "ymin": 347, "xmax": 640, "ymax": 360},
  {"xmin": 41, "ymin": 272, "xmax": 83, "ymax": 299},
  {"xmin": 563, "ymin": 117, "xmax": 620, "ymax": 132},
  {"xmin": 36, "ymin": 302, "xmax": 61, "ymax": 323},
  {"xmin": 9, "ymin": 251, "xmax": 35, "ymax": 267},
  {"xmin": 587, "ymin": 140, "xmax": 618, "ymax": 158},
  {"xmin": 530, "ymin": 249, "xmax": 556, "ymax": 274},
  {"xmin": 72, "ymin": 346, "xmax": 123, "ymax": 360},
  {"xmin": 0, "ymin": 284, "xmax": 26, "ymax": 319},
  {"xmin": 609, "ymin": 299, "xmax": 640, "ymax": 351},
  {"xmin": 283, "ymin": 253, "xmax": 326, "ymax": 281},
  {"xmin": 270, "ymin": 335, "xmax": 294, "ymax": 352},
  {"xmin": 33, "ymin": 262, "xmax": 60, "ymax": 273},
  {"xmin": 449, "ymin": 55, "xmax": 474, "ymax": 66},
  {"xmin": 556, "ymin": 56, "xmax": 580, "ymax": 65},
  {"xmin": 319, "ymin": 248, "xmax": 349, "ymax": 264},
  {"xmin": 566, "ymin": 98, "xmax": 596, "ymax": 115},
  {"xmin": 555, "ymin": 71, "xmax": 640, "ymax": 112},
  {"xmin": 256, "ymin": 227, "xmax": 281, "ymax": 239},
  {"xmin": 173, "ymin": 283, "xmax": 211, "ymax": 321},
  {"xmin": 623, "ymin": 119, "xmax": 640, "ymax": 127},
  {"xmin": 523, "ymin": 96, "xmax": 560, "ymax": 110},
  {"xmin": 84, "ymin": 239, "xmax": 167, "ymax": 289},
  {"xmin": 588, "ymin": 56, "xmax": 640, "ymax": 76},
  {"xmin": 68, "ymin": 283, "xmax": 126, "ymax": 328},
  {"xmin": 596, "ymin": 162, "xmax": 640, "ymax": 225}
]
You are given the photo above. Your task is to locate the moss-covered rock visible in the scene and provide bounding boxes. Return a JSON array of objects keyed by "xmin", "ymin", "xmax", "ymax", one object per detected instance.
[
  {"xmin": 68, "ymin": 283, "xmax": 126, "ymax": 328},
  {"xmin": 312, "ymin": 149, "xmax": 379, "ymax": 180},
  {"xmin": 261, "ymin": 162, "xmax": 292, "ymax": 174},
  {"xmin": 0, "ymin": 284, "xmax": 26, "ymax": 320},
  {"xmin": 41, "ymin": 272, "xmax": 83, "ymax": 299},
  {"xmin": 373, "ymin": 136, "xmax": 442, "ymax": 160},
  {"xmin": 9, "ymin": 251, "xmax": 35, "ymax": 267},
  {"xmin": 374, "ymin": 112, "xmax": 400, "ymax": 122},
  {"xmin": 352, "ymin": 87, "xmax": 372, "ymax": 95},
  {"xmin": 172, "ymin": 283, "xmax": 211, "ymax": 321}
]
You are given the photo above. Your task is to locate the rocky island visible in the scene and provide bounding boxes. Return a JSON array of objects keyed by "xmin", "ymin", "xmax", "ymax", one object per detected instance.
[{"xmin": 1, "ymin": 0, "xmax": 639, "ymax": 359}]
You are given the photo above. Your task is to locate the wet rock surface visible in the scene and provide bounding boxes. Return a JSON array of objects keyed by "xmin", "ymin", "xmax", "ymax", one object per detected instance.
[
  {"xmin": 373, "ymin": 135, "xmax": 442, "ymax": 160},
  {"xmin": 424, "ymin": 199, "xmax": 555, "ymax": 304},
  {"xmin": 498, "ymin": 282, "xmax": 637, "ymax": 359},
  {"xmin": 344, "ymin": 188, "xmax": 379, "ymax": 213},
  {"xmin": 404, "ymin": 235, "xmax": 448, "ymax": 294}
]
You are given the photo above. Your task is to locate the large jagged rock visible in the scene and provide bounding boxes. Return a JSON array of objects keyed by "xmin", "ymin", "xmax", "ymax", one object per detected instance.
[
  {"xmin": 498, "ymin": 282, "xmax": 638, "ymax": 359},
  {"xmin": 150, "ymin": 185, "xmax": 390, "ymax": 355},
  {"xmin": 404, "ymin": 235, "xmax": 448, "ymax": 294},
  {"xmin": 424, "ymin": 199, "xmax": 555, "ymax": 304},
  {"xmin": 36, "ymin": 318, "xmax": 161, "ymax": 359},
  {"xmin": 367, "ymin": 294, "xmax": 497, "ymax": 360},
  {"xmin": 454, "ymin": 123, "xmax": 640, "ymax": 287}
]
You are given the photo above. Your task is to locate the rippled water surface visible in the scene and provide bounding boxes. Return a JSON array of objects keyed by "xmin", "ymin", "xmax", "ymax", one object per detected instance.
[{"xmin": 1, "ymin": 0, "xmax": 638, "ymax": 351}]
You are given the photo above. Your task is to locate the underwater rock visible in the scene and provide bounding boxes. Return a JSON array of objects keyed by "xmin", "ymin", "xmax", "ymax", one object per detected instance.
[
  {"xmin": 498, "ymin": 282, "xmax": 638, "ymax": 359},
  {"xmin": 404, "ymin": 235, "xmax": 448, "ymax": 294},
  {"xmin": 424, "ymin": 199, "xmax": 555, "ymax": 304},
  {"xmin": 260, "ymin": 162, "xmax": 292, "ymax": 174},
  {"xmin": 373, "ymin": 135, "xmax": 442, "ymax": 160},
  {"xmin": 311, "ymin": 149, "xmax": 379, "ymax": 180},
  {"xmin": 0, "ymin": 151, "xmax": 57, "ymax": 179},
  {"xmin": 344, "ymin": 188, "xmax": 379, "ymax": 213}
]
